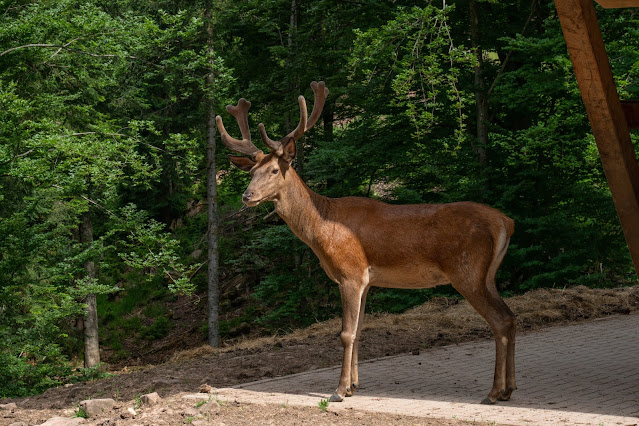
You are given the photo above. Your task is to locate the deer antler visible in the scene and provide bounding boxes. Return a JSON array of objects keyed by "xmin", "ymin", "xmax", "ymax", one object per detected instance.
[
  {"xmin": 216, "ymin": 98, "xmax": 263, "ymax": 159},
  {"xmin": 258, "ymin": 81, "xmax": 329, "ymax": 155}
]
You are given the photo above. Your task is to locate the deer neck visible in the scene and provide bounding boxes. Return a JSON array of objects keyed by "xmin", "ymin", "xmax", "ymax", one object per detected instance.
[{"xmin": 273, "ymin": 168, "xmax": 331, "ymax": 247}]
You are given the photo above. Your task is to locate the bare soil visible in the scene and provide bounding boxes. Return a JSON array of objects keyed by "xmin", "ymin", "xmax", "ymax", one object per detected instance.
[
  {"xmin": 2, "ymin": 285, "xmax": 639, "ymax": 425},
  {"xmin": 1, "ymin": 397, "xmax": 474, "ymax": 426}
]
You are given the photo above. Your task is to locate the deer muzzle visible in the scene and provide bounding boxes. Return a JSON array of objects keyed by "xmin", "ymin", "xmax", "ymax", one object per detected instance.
[{"xmin": 242, "ymin": 191, "xmax": 261, "ymax": 207}]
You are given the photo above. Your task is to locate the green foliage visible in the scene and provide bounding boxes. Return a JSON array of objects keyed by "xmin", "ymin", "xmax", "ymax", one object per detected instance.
[
  {"xmin": 71, "ymin": 363, "xmax": 115, "ymax": 383},
  {"xmin": 141, "ymin": 317, "xmax": 171, "ymax": 340},
  {"xmin": 367, "ymin": 288, "xmax": 439, "ymax": 314},
  {"xmin": 74, "ymin": 407, "xmax": 89, "ymax": 419},
  {"xmin": 114, "ymin": 204, "xmax": 202, "ymax": 295},
  {"xmin": 0, "ymin": 348, "xmax": 71, "ymax": 398},
  {"xmin": 229, "ymin": 224, "xmax": 340, "ymax": 332},
  {"xmin": 1, "ymin": 0, "xmax": 638, "ymax": 398},
  {"xmin": 0, "ymin": 0, "xmax": 227, "ymax": 396},
  {"xmin": 318, "ymin": 398, "xmax": 329, "ymax": 411},
  {"xmin": 351, "ymin": 4, "xmax": 475, "ymax": 141}
]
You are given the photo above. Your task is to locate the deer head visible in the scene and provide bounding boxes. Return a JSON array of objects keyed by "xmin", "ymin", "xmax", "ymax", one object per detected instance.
[{"xmin": 216, "ymin": 81, "xmax": 329, "ymax": 206}]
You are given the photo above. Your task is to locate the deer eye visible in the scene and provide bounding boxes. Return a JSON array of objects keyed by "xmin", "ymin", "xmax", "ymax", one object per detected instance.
[{"xmin": 272, "ymin": 169, "xmax": 279, "ymax": 174}]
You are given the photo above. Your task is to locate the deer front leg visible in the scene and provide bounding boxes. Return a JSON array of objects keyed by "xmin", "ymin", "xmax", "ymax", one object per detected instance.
[
  {"xmin": 350, "ymin": 285, "xmax": 370, "ymax": 395},
  {"xmin": 330, "ymin": 282, "xmax": 365, "ymax": 402}
]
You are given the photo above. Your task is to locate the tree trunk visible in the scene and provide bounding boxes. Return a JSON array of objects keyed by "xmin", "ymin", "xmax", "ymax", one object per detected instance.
[
  {"xmin": 289, "ymin": 0, "xmax": 304, "ymax": 177},
  {"xmin": 469, "ymin": 0, "xmax": 488, "ymax": 167},
  {"xmin": 323, "ymin": 104, "xmax": 333, "ymax": 142},
  {"xmin": 80, "ymin": 211, "xmax": 100, "ymax": 368},
  {"xmin": 206, "ymin": 6, "xmax": 220, "ymax": 348}
]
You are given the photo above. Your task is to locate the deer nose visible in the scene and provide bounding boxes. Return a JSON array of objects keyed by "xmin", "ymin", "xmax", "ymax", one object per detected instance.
[{"xmin": 242, "ymin": 191, "xmax": 253, "ymax": 202}]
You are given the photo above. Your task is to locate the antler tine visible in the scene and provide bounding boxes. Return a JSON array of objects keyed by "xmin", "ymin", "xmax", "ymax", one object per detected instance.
[
  {"xmin": 215, "ymin": 98, "xmax": 263, "ymax": 159},
  {"xmin": 286, "ymin": 95, "xmax": 309, "ymax": 142},
  {"xmin": 258, "ymin": 122, "xmax": 282, "ymax": 154},
  {"xmin": 258, "ymin": 81, "xmax": 329, "ymax": 154},
  {"xmin": 306, "ymin": 81, "xmax": 329, "ymax": 131},
  {"xmin": 258, "ymin": 95, "xmax": 307, "ymax": 155}
]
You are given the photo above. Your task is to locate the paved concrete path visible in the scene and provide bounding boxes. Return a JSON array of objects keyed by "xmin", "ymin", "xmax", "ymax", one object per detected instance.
[{"xmin": 213, "ymin": 313, "xmax": 639, "ymax": 425}]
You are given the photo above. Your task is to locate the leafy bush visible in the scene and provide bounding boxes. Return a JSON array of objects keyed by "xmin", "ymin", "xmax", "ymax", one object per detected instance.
[
  {"xmin": 141, "ymin": 317, "xmax": 171, "ymax": 340},
  {"xmin": 0, "ymin": 347, "xmax": 71, "ymax": 398}
]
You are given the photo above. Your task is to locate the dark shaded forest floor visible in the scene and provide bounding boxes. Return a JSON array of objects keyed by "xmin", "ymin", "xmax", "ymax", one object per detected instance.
[{"xmin": 3, "ymin": 285, "xmax": 639, "ymax": 425}]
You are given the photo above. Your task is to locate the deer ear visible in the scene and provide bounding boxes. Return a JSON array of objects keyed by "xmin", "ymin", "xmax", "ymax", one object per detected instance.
[
  {"xmin": 229, "ymin": 155, "xmax": 256, "ymax": 172},
  {"xmin": 281, "ymin": 137, "xmax": 296, "ymax": 163}
]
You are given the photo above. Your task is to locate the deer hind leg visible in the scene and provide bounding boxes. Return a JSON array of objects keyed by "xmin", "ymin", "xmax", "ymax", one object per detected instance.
[
  {"xmin": 349, "ymin": 285, "xmax": 370, "ymax": 395},
  {"xmin": 330, "ymin": 281, "xmax": 368, "ymax": 402},
  {"xmin": 487, "ymin": 228, "xmax": 517, "ymax": 400},
  {"xmin": 456, "ymin": 284, "xmax": 516, "ymax": 405},
  {"xmin": 454, "ymin": 230, "xmax": 516, "ymax": 404}
]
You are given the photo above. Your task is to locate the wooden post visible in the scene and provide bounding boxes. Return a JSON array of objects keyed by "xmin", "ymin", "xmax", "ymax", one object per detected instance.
[{"xmin": 555, "ymin": 0, "xmax": 639, "ymax": 277}]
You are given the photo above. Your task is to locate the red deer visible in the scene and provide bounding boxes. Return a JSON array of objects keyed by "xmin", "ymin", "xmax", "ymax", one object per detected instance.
[{"xmin": 216, "ymin": 81, "xmax": 517, "ymax": 404}]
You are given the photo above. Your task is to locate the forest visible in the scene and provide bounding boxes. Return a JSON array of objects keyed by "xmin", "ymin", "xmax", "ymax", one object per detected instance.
[{"xmin": 1, "ymin": 0, "xmax": 638, "ymax": 398}]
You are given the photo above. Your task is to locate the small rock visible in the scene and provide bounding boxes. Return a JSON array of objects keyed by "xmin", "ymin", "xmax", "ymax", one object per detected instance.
[
  {"xmin": 37, "ymin": 417, "xmax": 85, "ymax": 425},
  {"xmin": 121, "ymin": 406, "xmax": 137, "ymax": 419},
  {"xmin": 64, "ymin": 383, "xmax": 73, "ymax": 388},
  {"xmin": 182, "ymin": 407, "xmax": 199, "ymax": 417},
  {"xmin": 79, "ymin": 398, "xmax": 115, "ymax": 418},
  {"xmin": 412, "ymin": 349, "xmax": 420, "ymax": 355},
  {"xmin": 191, "ymin": 421, "xmax": 207, "ymax": 426},
  {"xmin": 198, "ymin": 400, "xmax": 221, "ymax": 414},
  {"xmin": 0, "ymin": 403, "xmax": 17, "ymax": 410},
  {"xmin": 199, "ymin": 384, "xmax": 213, "ymax": 393},
  {"xmin": 140, "ymin": 392, "xmax": 161, "ymax": 406},
  {"xmin": 182, "ymin": 394, "xmax": 208, "ymax": 400},
  {"xmin": 8, "ymin": 422, "xmax": 28, "ymax": 426}
]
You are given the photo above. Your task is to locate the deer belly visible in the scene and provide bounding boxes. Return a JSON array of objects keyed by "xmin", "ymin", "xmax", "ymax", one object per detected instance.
[{"xmin": 369, "ymin": 264, "xmax": 449, "ymax": 289}]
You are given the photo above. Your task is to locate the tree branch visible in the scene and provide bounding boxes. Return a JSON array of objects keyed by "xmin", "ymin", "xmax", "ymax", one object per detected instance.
[
  {"xmin": 1, "ymin": 43, "xmax": 57, "ymax": 56},
  {"xmin": 14, "ymin": 149, "xmax": 33, "ymax": 159},
  {"xmin": 70, "ymin": 132, "xmax": 129, "ymax": 137},
  {"xmin": 0, "ymin": 42, "xmax": 137, "ymax": 60},
  {"xmin": 0, "ymin": 149, "xmax": 34, "ymax": 166}
]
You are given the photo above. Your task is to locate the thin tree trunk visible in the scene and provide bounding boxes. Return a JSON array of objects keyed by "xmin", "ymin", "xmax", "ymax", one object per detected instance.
[
  {"xmin": 324, "ymin": 105, "xmax": 336, "ymax": 190},
  {"xmin": 323, "ymin": 104, "xmax": 333, "ymax": 142},
  {"xmin": 469, "ymin": 0, "xmax": 488, "ymax": 167},
  {"xmin": 206, "ymin": 6, "xmax": 220, "ymax": 348},
  {"xmin": 80, "ymin": 211, "xmax": 100, "ymax": 368},
  {"xmin": 289, "ymin": 0, "xmax": 304, "ymax": 177}
]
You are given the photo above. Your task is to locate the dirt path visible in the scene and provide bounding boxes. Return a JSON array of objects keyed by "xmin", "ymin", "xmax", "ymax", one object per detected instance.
[
  {"xmin": 2, "ymin": 394, "xmax": 477, "ymax": 426},
  {"xmin": 2, "ymin": 286, "xmax": 638, "ymax": 425}
]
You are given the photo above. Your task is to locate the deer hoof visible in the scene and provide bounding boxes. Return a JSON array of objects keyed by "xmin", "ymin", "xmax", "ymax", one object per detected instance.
[
  {"xmin": 347, "ymin": 383, "xmax": 358, "ymax": 396},
  {"xmin": 480, "ymin": 396, "xmax": 497, "ymax": 405},
  {"xmin": 329, "ymin": 393, "xmax": 344, "ymax": 403},
  {"xmin": 497, "ymin": 388, "xmax": 513, "ymax": 401}
]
